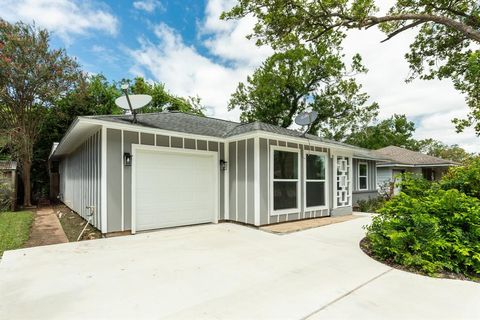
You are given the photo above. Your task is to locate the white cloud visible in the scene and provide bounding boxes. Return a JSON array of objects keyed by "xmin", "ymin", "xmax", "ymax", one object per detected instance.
[
  {"xmin": 0, "ymin": 0, "xmax": 119, "ymax": 40},
  {"xmin": 129, "ymin": 0, "xmax": 271, "ymax": 120},
  {"xmin": 133, "ymin": 0, "xmax": 163, "ymax": 13}
]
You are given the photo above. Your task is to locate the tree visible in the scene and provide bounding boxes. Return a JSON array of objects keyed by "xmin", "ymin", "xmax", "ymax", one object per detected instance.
[
  {"xmin": 0, "ymin": 20, "xmax": 81, "ymax": 206},
  {"xmin": 223, "ymin": 0, "xmax": 480, "ymax": 135},
  {"xmin": 228, "ymin": 43, "xmax": 378, "ymax": 140},
  {"xmin": 416, "ymin": 138, "xmax": 474, "ymax": 163},
  {"xmin": 345, "ymin": 114, "xmax": 419, "ymax": 150},
  {"xmin": 127, "ymin": 77, "xmax": 205, "ymax": 115}
]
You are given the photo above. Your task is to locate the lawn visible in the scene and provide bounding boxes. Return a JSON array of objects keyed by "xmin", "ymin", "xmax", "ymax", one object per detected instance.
[{"xmin": 0, "ymin": 211, "xmax": 34, "ymax": 257}]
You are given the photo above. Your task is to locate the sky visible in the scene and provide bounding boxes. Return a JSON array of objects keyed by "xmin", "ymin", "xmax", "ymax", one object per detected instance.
[{"xmin": 0, "ymin": 0, "xmax": 478, "ymax": 152}]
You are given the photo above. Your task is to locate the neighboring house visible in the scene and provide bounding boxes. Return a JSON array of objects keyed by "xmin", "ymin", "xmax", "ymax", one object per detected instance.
[
  {"xmin": 49, "ymin": 112, "xmax": 384, "ymax": 234},
  {"xmin": 0, "ymin": 160, "xmax": 18, "ymax": 210},
  {"xmin": 375, "ymin": 145, "xmax": 457, "ymax": 194}
]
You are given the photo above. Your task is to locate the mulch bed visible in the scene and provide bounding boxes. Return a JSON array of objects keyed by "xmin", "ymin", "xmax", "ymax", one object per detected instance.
[
  {"xmin": 360, "ymin": 237, "xmax": 479, "ymax": 283},
  {"xmin": 55, "ymin": 205, "xmax": 102, "ymax": 242}
]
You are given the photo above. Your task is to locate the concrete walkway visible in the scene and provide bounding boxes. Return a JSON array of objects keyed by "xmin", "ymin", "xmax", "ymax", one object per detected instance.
[
  {"xmin": 1, "ymin": 214, "xmax": 479, "ymax": 319},
  {"xmin": 24, "ymin": 206, "xmax": 68, "ymax": 247}
]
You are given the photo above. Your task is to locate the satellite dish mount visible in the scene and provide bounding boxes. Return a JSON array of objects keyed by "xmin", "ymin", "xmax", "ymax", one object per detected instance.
[
  {"xmin": 115, "ymin": 84, "xmax": 152, "ymax": 124},
  {"xmin": 294, "ymin": 111, "xmax": 318, "ymax": 137}
]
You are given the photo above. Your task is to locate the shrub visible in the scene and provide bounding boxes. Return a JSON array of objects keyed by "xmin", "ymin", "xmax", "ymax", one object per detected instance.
[
  {"xmin": 0, "ymin": 183, "xmax": 13, "ymax": 212},
  {"xmin": 395, "ymin": 172, "xmax": 433, "ymax": 198},
  {"xmin": 441, "ymin": 157, "xmax": 480, "ymax": 199},
  {"xmin": 365, "ymin": 189, "xmax": 480, "ymax": 277},
  {"xmin": 357, "ymin": 197, "xmax": 385, "ymax": 213}
]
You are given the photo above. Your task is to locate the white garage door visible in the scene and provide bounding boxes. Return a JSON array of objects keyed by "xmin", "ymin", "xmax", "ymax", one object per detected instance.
[{"xmin": 134, "ymin": 147, "xmax": 218, "ymax": 232}]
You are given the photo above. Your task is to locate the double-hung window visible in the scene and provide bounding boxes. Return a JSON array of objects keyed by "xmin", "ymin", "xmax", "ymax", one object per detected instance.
[
  {"xmin": 305, "ymin": 153, "xmax": 327, "ymax": 209},
  {"xmin": 271, "ymin": 148, "xmax": 299, "ymax": 213},
  {"xmin": 358, "ymin": 162, "xmax": 368, "ymax": 190}
]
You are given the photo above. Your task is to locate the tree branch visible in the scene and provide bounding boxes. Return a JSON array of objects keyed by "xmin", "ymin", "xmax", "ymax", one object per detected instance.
[{"xmin": 381, "ymin": 20, "xmax": 426, "ymax": 43}]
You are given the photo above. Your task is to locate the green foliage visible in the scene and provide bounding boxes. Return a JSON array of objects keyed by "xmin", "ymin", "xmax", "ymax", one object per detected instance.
[
  {"xmin": 228, "ymin": 43, "xmax": 378, "ymax": 140},
  {"xmin": 0, "ymin": 211, "xmax": 34, "ymax": 256},
  {"xmin": 356, "ymin": 197, "xmax": 385, "ymax": 213},
  {"xmin": 345, "ymin": 114, "xmax": 419, "ymax": 150},
  {"xmin": 366, "ymin": 189, "xmax": 480, "ymax": 276},
  {"xmin": 416, "ymin": 138, "xmax": 474, "ymax": 163},
  {"xmin": 223, "ymin": 0, "xmax": 480, "ymax": 134},
  {"xmin": 441, "ymin": 156, "xmax": 480, "ymax": 199},
  {"xmin": 396, "ymin": 172, "xmax": 433, "ymax": 198},
  {"xmin": 0, "ymin": 182, "xmax": 13, "ymax": 212}
]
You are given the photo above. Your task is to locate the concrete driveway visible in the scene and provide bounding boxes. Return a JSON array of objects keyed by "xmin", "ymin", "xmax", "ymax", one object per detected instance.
[{"xmin": 1, "ymin": 214, "xmax": 478, "ymax": 319}]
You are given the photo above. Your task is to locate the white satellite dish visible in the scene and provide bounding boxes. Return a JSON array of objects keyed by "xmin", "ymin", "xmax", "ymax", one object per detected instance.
[
  {"xmin": 115, "ymin": 84, "xmax": 152, "ymax": 123},
  {"xmin": 294, "ymin": 111, "xmax": 318, "ymax": 136},
  {"xmin": 115, "ymin": 94, "xmax": 152, "ymax": 111}
]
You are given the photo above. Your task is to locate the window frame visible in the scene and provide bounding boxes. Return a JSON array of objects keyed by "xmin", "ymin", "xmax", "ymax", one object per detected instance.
[
  {"xmin": 358, "ymin": 161, "xmax": 369, "ymax": 191},
  {"xmin": 269, "ymin": 146, "xmax": 301, "ymax": 216},
  {"xmin": 304, "ymin": 151, "xmax": 329, "ymax": 211}
]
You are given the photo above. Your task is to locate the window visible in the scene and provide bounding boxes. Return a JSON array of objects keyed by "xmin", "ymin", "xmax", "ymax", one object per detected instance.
[
  {"xmin": 271, "ymin": 149, "xmax": 299, "ymax": 213},
  {"xmin": 305, "ymin": 153, "xmax": 327, "ymax": 209},
  {"xmin": 358, "ymin": 162, "xmax": 368, "ymax": 190}
]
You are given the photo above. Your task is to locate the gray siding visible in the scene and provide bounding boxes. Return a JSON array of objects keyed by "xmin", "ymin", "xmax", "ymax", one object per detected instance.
[
  {"xmin": 123, "ymin": 131, "xmax": 139, "ymax": 230},
  {"xmin": 59, "ymin": 130, "xmax": 102, "ymax": 231},
  {"xmin": 107, "ymin": 129, "xmax": 122, "ymax": 232},
  {"xmin": 352, "ymin": 158, "xmax": 379, "ymax": 206}
]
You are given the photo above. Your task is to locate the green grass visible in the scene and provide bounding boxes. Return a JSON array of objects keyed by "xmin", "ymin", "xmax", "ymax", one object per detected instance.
[{"xmin": 0, "ymin": 211, "xmax": 34, "ymax": 257}]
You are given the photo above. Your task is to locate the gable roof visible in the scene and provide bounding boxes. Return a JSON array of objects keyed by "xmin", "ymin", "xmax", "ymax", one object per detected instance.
[
  {"xmin": 375, "ymin": 145, "xmax": 457, "ymax": 166},
  {"xmin": 86, "ymin": 112, "xmax": 383, "ymax": 160}
]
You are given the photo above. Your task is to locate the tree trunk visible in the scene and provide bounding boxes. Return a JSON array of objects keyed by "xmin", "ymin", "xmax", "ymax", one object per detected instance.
[{"xmin": 22, "ymin": 159, "xmax": 32, "ymax": 207}]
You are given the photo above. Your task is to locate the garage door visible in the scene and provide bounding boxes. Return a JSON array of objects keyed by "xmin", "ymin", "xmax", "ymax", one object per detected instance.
[{"xmin": 134, "ymin": 147, "xmax": 218, "ymax": 232}]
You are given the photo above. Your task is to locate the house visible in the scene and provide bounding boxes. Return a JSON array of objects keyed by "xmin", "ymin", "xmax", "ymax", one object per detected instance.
[
  {"xmin": 0, "ymin": 160, "xmax": 18, "ymax": 211},
  {"xmin": 49, "ymin": 112, "xmax": 385, "ymax": 234},
  {"xmin": 375, "ymin": 145, "xmax": 457, "ymax": 193}
]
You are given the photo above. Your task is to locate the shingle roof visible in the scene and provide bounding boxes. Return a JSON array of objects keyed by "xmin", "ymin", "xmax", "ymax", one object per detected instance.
[
  {"xmin": 0, "ymin": 161, "xmax": 17, "ymax": 170},
  {"xmin": 87, "ymin": 112, "xmax": 383, "ymax": 159},
  {"xmin": 374, "ymin": 146, "xmax": 457, "ymax": 166}
]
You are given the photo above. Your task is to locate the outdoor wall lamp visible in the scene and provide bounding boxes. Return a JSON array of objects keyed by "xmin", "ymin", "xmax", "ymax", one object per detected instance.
[
  {"xmin": 124, "ymin": 152, "xmax": 132, "ymax": 166},
  {"xmin": 220, "ymin": 160, "xmax": 228, "ymax": 171}
]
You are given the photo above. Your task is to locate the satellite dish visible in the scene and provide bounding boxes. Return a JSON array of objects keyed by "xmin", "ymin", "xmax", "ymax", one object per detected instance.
[
  {"xmin": 115, "ymin": 94, "xmax": 152, "ymax": 111},
  {"xmin": 294, "ymin": 111, "xmax": 318, "ymax": 137},
  {"xmin": 115, "ymin": 83, "xmax": 152, "ymax": 123}
]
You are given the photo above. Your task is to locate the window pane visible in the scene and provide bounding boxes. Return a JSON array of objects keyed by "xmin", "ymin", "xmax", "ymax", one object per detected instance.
[
  {"xmin": 273, "ymin": 181, "xmax": 297, "ymax": 210},
  {"xmin": 306, "ymin": 182, "xmax": 325, "ymax": 207},
  {"xmin": 306, "ymin": 154, "xmax": 325, "ymax": 180},
  {"xmin": 274, "ymin": 150, "xmax": 298, "ymax": 179},
  {"xmin": 359, "ymin": 163, "xmax": 367, "ymax": 176},
  {"xmin": 359, "ymin": 177, "xmax": 367, "ymax": 189}
]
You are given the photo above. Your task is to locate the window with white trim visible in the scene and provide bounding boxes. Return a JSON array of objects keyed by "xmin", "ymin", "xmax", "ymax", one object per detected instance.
[
  {"xmin": 358, "ymin": 162, "xmax": 368, "ymax": 190},
  {"xmin": 305, "ymin": 153, "xmax": 327, "ymax": 209},
  {"xmin": 272, "ymin": 149, "xmax": 299, "ymax": 212}
]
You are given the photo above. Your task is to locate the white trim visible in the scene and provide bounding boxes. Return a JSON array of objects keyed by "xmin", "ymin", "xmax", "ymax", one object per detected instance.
[
  {"xmin": 357, "ymin": 161, "xmax": 368, "ymax": 191},
  {"xmin": 224, "ymin": 142, "xmax": 229, "ymax": 220},
  {"xmin": 121, "ymin": 130, "xmax": 124, "ymax": 231},
  {"xmin": 333, "ymin": 155, "xmax": 338, "ymax": 209},
  {"xmin": 303, "ymin": 151, "xmax": 329, "ymax": 212},
  {"xmin": 269, "ymin": 145, "xmax": 301, "ymax": 216},
  {"xmin": 100, "ymin": 126, "xmax": 107, "ymax": 233},
  {"xmin": 131, "ymin": 144, "xmax": 219, "ymax": 234},
  {"xmin": 376, "ymin": 163, "xmax": 457, "ymax": 168},
  {"xmin": 254, "ymin": 137, "xmax": 260, "ymax": 226}
]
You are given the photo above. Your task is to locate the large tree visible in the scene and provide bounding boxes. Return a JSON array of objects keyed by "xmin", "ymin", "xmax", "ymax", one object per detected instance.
[
  {"xmin": 223, "ymin": 0, "xmax": 480, "ymax": 135},
  {"xmin": 229, "ymin": 43, "xmax": 378, "ymax": 140},
  {"xmin": 416, "ymin": 138, "xmax": 474, "ymax": 163},
  {"xmin": 0, "ymin": 20, "xmax": 81, "ymax": 206},
  {"xmin": 345, "ymin": 114, "xmax": 418, "ymax": 150}
]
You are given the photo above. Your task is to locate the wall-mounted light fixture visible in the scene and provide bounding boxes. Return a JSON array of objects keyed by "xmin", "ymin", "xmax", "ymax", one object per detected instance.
[
  {"xmin": 220, "ymin": 159, "xmax": 228, "ymax": 171},
  {"xmin": 124, "ymin": 152, "xmax": 132, "ymax": 166}
]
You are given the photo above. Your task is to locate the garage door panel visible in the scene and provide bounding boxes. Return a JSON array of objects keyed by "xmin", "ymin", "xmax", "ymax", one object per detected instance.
[{"xmin": 135, "ymin": 148, "xmax": 217, "ymax": 231}]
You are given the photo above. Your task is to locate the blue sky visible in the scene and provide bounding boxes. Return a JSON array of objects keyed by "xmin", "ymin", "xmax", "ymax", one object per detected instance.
[{"xmin": 0, "ymin": 0, "xmax": 478, "ymax": 151}]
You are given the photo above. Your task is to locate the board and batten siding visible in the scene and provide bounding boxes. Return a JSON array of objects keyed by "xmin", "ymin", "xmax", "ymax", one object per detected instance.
[
  {"xmin": 59, "ymin": 130, "xmax": 102, "ymax": 231},
  {"xmin": 258, "ymin": 138, "xmax": 331, "ymax": 225},
  {"xmin": 106, "ymin": 129, "xmax": 225, "ymax": 233},
  {"xmin": 352, "ymin": 158, "xmax": 379, "ymax": 205}
]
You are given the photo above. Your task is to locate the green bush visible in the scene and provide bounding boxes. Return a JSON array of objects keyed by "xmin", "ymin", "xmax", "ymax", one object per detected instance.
[
  {"xmin": 0, "ymin": 183, "xmax": 13, "ymax": 212},
  {"xmin": 395, "ymin": 172, "xmax": 433, "ymax": 198},
  {"xmin": 357, "ymin": 197, "xmax": 385, "ymax": 213},
  {"xmin": 441, "ymin": 157, "xmax": 480, "ymax": 199},
  {"xmin": 365, "ymin": 189, "xmax": 480, "ymax": 276}
]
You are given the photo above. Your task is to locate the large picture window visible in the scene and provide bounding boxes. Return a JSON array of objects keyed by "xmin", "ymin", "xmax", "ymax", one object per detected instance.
[
  {"xmin": 272, "ymin": 149, "xmax": 299, "ymax": 212},
  {"xmin": 305, "ymin": 153, "xmax": 327, "ymax": 209},
  {"xmin": 358, "ymin": 162, "xmax": 368, "ymax": 190}
]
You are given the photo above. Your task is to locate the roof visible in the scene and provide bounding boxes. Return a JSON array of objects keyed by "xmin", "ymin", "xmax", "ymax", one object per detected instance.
[
  {"xmin": 374, "ymin": 146, "xmax": 457, "ymax": 167},
  {"xmin": 0, "ymin": 161, "xmax": 17, "ymax": 170},
  {"xmin": 85, "ymin": 112, "xmax": 384, "ymax": 160}
]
